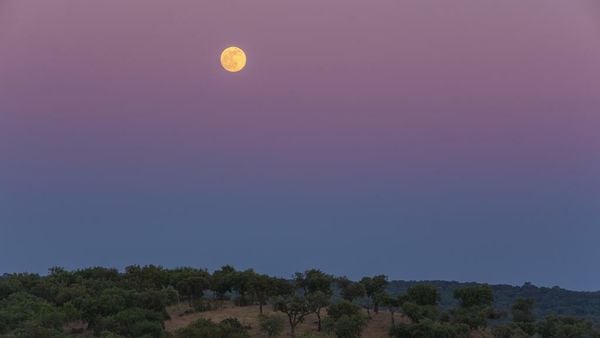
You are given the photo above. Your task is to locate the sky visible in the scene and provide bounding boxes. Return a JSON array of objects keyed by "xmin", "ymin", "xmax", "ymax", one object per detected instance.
[{"xmin": 1, "ymin": 0, "xmax": 600, "ymax": 291}]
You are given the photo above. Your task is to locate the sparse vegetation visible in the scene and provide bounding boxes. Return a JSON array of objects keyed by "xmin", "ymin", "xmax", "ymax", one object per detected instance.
[
  {"xmin": 0, "ymin": 265, "xmax": 599, "ymax": 337},
  {"xmin": 259, "ymin": 313, "xmax": 285, "ymax": 337}
]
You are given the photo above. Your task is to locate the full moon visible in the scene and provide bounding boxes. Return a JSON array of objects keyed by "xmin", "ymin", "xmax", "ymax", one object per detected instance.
[{"xmin": 220, "ymin": 46, "xmax": 247, "ymax": 73}]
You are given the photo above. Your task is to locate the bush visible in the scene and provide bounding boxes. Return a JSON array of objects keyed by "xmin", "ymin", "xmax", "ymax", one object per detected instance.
[
  {"xmin": 537, "ymin": 315, "xmax": 595, "ymax": 337},
  {"xmin": 448, "ymin": 306, "xmax": 492, "ymax": 329},
  {"xmin": 453, "ymin": 286, "xmax": 493, "ymax": 308},
  {"xmin": 219, "ymin": 317, "xmax": 250, "ymax": 336},
  {"xmin": 406, "ymin": 285, "xmax": 440, "ymax": 306},
  {"xmin": 492, "ymin": 324, "xmax": 529, "ymax": 338},
  {"xmin": 92, "ymin": 308, "xmax": 165, "ymax": 337},
  {"xmin": 323, "ymin": 314, "xmax": 368, "ymax": 338},
  {"xmin": 174, "ymin": 318, "xmax": 250, "ymax": 338},
  {"xmin": 390, "ymin": 319, "xmax": 470, "ymax": 338},
  {"xmin": 11, "ymin": 321, "xmax": 64, "ymax": 338},
  {"xmin": 324, "ymin": 302, "xmax": 368, "ymax": 338},
  {"xmin": 326, "ymin": 301, "xmax": 362, "ymax": 321},
  {"xmin": 192, "ymin": 299, "xmax": 213, "ymax": 312},
  {"xmin": 258, "ymin": 314, "xmax": 285, "ymax": 337},
  {"xmin": 401, "ymin": 302, "xmax": 438, "ymax": 323},
  {"xmin": 0, "ymin": 292, "xmax": 67, "ymax": 334}
]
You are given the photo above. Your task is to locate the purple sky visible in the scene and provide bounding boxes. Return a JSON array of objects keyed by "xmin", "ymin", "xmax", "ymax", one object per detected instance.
[{"xmin": 1, "ymin": 0, "xmax": 600, "ymax": 290}]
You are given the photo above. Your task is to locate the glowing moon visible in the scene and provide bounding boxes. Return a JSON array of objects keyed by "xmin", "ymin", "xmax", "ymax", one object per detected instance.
[{"xmin": 220, "ymin": 46, "xmax": 247, "ymax": 73}]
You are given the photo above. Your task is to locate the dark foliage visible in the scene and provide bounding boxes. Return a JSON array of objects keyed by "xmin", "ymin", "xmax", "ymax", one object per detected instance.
[{"xmin": 1, "ymin": 266, "xmax": 599, "ymax": 337}]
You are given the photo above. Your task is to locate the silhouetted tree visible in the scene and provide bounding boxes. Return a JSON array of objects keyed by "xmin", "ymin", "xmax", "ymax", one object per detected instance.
[
  {"xmin": 359, "ymin": 275, "xmax": 388, "ymax": 314},
  {"xmin": 450, "ymin": 285, "xmax": 495, "ymax": 329},
  {"xmin": 273, "ymin": 295, "xmax": 312, "ymax": 337},
  {"xmin": 294, "ymin": 269, "xmax": 333, "ymax": 295},
  {"xmin": 337, "ymin": 277, "xmax": 366, "ymax": 303},
  {"xmin": 307, "ymin": 291, "xmax": 330, "ymax": 331},
  {"xmin": 323, "ymin": 301, "xmax": 368, "ymax": 338},
  {"xmin": 249, "ymin": 275, "xmax": 292, "ymax": 314}
]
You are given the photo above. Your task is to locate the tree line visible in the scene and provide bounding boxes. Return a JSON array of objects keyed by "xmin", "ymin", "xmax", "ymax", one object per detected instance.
[{"xmin": 0, "ymin": 265, "xmax": 598, "ymax": 337}]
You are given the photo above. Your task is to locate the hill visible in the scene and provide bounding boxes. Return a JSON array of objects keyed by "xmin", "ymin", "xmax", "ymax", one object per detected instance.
[
  {"xmin": 387, "ymin": 280, "xmax": 600, "ymax": 324},
  {"xmin": 1, "ymin": 265, "xmax": 599, "ymax": 337}
]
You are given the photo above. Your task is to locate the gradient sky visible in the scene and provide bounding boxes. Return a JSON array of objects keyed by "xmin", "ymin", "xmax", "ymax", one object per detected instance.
[{"xmin": 1, "ymin": 0, "xmax": 600, "ymax": 291}]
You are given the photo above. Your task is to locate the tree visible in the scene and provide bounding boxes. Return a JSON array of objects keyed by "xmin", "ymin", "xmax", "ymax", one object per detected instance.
[
  {"xmin": 537, "ymin": 315, "xmax": 595, "ymax": 338},
  {"xmin": 324, "ymin": 301, "xmax": 368, "ymax": 338},
  {"xmin": 336, "ymin": 277, "xmax": 366, "ymax": 303},
  {"xmin": 258, "ymin": 314, "xmax": 285, "ymax": 338},
  {"xmin": 170, "ymin": 267, "xmax": 211, "ymax": 306},
  {"xmin": 512, "ymin": 298, "xmax": 535, "ymax": 323},
  {"xmin": 211, "ymin": 266, "xmax": 237, "ymax": 303},
  {"xmin": 176, "ymin": 276, "xmax": 209, "ymax": 306},
  {"xmin": 273, "ymin": 295, "xmax": 312, "ymax": 337},
  {"xmin": 381, "ymin": 293, "xmax": 403, "ymax": 325},
  {"xmin": 511, "ymin": 298, "xmax": 536, "ymax": 335},
  {"xmin": 92, "ymin": 307, "xmax": 166, "ymax": 337},
  {"xmin": 249, "ymin": 275, "xmax": 292, "ymax": 314},
  {"xmin": 294, "ymin": 269, "xmax": 333, "ymax": 295},
  {"xmin": 231, "ymin": 269, "xmax": 257, "ymax": 306},
  {"xmin": 406, "ymin": 285, "xmax": 440, "ymax": 306},
  {"xmin": 293, "ymin": 270, "xmax": 332, "ymax": 332},
  {"xmin": 396, "ymin": 285, "xmax": 441, "ymax": 325},
  {"xmin": 306, "ymin": 291, "xmax": 330, "ymax": 331},
  {"xmin": 327, "ymin": 301, "xmax": 362, "ymax": 320},
  {"xmin": 123, "ymin": 265, "xmax": 169, "ymax": 290},
  {"xmin": 453, "ymin": 285, "xmax": 493, "ymax": 308},
  {"xmin": 450, "ymin": 285, "xmax": 495, "ymax": 329},
  {"xmin": 0, "ymin": 293, "xmax": 67, "ymax": 336},
  {"xmin": 248, "ymin": 274, "xmax": 270, "ymax": 314},
  {"xmin": 359, "ymin": 275, "xmax": 388, "ymax": 313},
  {"xmin": 402, "ymin": 301, "xmax": 438, "ymax": 323},
  {"xmin": 324, "ymin": 313, "xmax": 368, "ymax": 338},
  {"xmin": 47, "ymin": 266, "xmax": 75, "ymax": 287}
]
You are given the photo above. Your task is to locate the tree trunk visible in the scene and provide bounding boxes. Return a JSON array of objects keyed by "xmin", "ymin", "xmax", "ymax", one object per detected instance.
[
  {"xmin": 288, "ymin": 315, "xmax": 296, "ymax": 338},
  {"xmin": 259, "ymin": 302, "xmax": 263, "ymax": 314},
  {"xmin": 316, "ymin": 311, "xmax": 321, "ymax": 331}
]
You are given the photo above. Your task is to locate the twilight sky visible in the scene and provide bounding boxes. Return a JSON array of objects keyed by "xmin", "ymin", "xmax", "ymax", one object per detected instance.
[{"xmin": 1, "ymin": 0, "xmax": 600, "ymax": 290}]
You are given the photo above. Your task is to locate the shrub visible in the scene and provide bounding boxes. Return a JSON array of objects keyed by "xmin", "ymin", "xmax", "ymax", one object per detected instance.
[
  {"xmin": 326, "ymin": 301, "xmax": 362, "ymax": 321},
  {"xmin": 174, "ymin": 318, "xmax": 250, "ymax": 338},
  {"xmin": 324, "ymin": 302, "xmax": 368, "ymax": 338},
  {"xmin": 323, "ymin": 314, "xmax": 368, "ymax": 338},
  {"xmin": 259, "ymin": 314, "xmax": 285, "ymax": 337},
  {"xmin": 537, "ymin": 315, "xmax": 594, "ymax": 337},
  {"xmin": 453, "ymin": 286, "xmax": 493, "ymax": 308},
  {"xmin": 390, "ymin": 319, "xmax": 470, "ymax": 338},
  {"xmin": 401, "ymin": 302, "xmax": 438, "ymax": 323},
  {"xmin": 0, "ymin": 292, "xmax": 66, "ymax": 334},
  {"xmin": 92, "ymin": 308, "xmax": 165, "ymax": 337},
  {"xmin": 406, "ymin": 285, "xmax": 440, "ymax": 306},
  {"xmin": 492, "ymin": 324, "xmax": 529, "ymax": 338}
]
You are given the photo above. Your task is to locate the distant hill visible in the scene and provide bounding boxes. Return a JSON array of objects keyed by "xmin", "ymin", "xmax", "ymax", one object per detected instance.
[{"xmin": 387, "ymin": 280, "xmax": 600, "ymax": 324}]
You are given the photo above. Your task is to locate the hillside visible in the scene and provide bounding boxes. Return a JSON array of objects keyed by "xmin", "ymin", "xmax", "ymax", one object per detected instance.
[
  {"xmin": 1, "ymin": 266, "xmax": 599, "ymax": 337},
  {"xmin": 164, "ymin": 302, "xmax": 402, "ymax": 337},
  {"xmin": 387, "ymin": 280, "xmax": 600, "ymax": 323}
]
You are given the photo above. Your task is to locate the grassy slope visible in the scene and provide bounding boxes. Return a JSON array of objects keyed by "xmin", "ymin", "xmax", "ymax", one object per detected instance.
[{"xmin": 165, "ymin": 302, "xmax": 407, "ymax": 338}]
